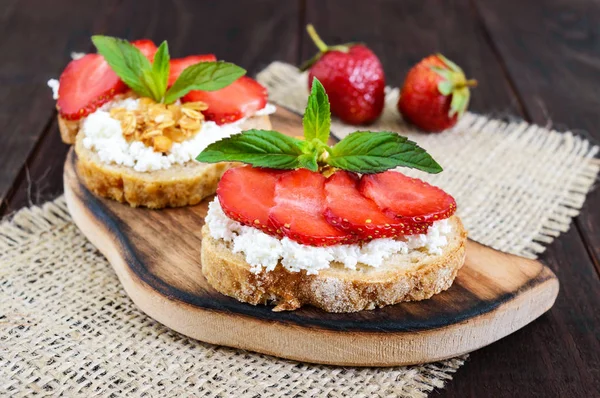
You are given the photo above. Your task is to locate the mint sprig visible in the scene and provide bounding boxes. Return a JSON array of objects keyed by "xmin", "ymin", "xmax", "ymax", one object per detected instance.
[
  {"xmin": 197, "ymin": 77, "xmax": 442, "ymax": 175},
  {"xmin": 91, "ymin": 35, "xmax": 246, "ymax": 104}
]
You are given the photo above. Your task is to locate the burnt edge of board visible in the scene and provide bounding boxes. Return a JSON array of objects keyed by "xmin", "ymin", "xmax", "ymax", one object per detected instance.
[{"xmin": 67, "ymin": 151, "xmax": 554, "ymax": 333}]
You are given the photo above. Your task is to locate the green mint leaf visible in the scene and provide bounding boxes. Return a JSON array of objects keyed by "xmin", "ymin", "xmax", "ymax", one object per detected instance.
[
  {"xmin": 165, "ymin": 61, "xmax": 246, "ymax": 104},
  {"xmin": 303, "ymin": 78, "xmax": 331, "ymax": 143},
  {"xmin": 91, "ymin": 35, "xmax": 158, "ymax": 100},
  {"xmin": 141, "ymin": 69, "xmax": 162, "ymax": 100},
  {"xmin": 297, "ymin": 144, "xmax": 319, "ymax": 171},
  {"xmin": 327, "ymin": 131, "xmax": 443, "ymax": 174},
  {"xmin": 196, "ymin": 129, "xmax": 307, "ymax": 169},
  {"xmin": 151, "ymin": 41, "xmax": 170, "ymax": 100}
]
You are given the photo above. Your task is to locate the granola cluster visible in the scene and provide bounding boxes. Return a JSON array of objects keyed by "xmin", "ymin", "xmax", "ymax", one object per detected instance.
[{"xmin": 110, "ymin": 98, "xmax": 208, "ymax": 153}]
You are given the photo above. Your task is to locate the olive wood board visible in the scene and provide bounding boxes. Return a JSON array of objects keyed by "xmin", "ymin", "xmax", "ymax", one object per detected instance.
[{"xmin": 63, "ymin": 107, "xmax": 559, "ymax": 366}]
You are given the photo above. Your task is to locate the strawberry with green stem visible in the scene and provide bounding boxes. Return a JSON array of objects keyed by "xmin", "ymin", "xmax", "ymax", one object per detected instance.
[
  {"xmin": 398, "ymin": 54, "xmax": 477, "ymax": 132},
  {"xmin": 301, "ymin": 25, "xmax": 385, "ymax": 125}
]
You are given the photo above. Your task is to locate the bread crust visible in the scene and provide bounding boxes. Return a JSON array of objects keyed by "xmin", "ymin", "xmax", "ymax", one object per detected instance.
[
  {"xmin": 201, "ymin": 216, "xmax": 468, "ymax": 313},
  {"xmin": 58, "ymin": 115, "xmax": 80, "ymax": 144},
  {"xmin": 74, "ymin": 115, "xmax": 271, "ymax": 208}
]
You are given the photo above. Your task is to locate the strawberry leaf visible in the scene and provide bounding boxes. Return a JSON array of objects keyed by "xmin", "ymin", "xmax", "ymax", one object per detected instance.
[
  {"xmin": 196, "ymin": 129, "xmax": 308, "ymax": 169},
  {"xmin": 438, "ymin": 80, "xmax": 453, "ymax": 96},
  {"xmin": 164, "ymin": 61, "xmax": 246, "ymax": 104},
  {"xmin": 449, "ymin": 87, "xmax": 470, "ymax": 118},
  {"xmin": 430, "ymin": 66, "xmax": 453, "ymax": 82},
  {"xmin": 303, "ymin": 78, "xmax": 331, "ymax": 144},
  {"xmin": 436, "ymin": 53, "xmax": 464, "ymax": 74},
  {"xmin": 327, "ymin": 131, "xmax": 443, "ymax": 174}
]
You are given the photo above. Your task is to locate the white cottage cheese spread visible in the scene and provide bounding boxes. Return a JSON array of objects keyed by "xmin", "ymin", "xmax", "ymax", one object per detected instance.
[
  {"xmin": 254, "ymin": 103, "xmax": 277, "ymax": 116},
  {"xmin": 74, "ymin": 98, "xmax": 276, "ymax": 172},
  {"xmin": 47, "ymin": 79, "xmax": 60, "ymax": 100},
  {"xmin": 70, "ymin": 52, "xmax": 86, "ymax": 60},
  {"xmin": 47, "ymin": 80, "xmax": 276, "ymax": 172},
  {"xmin": 205, "ymin": 198, "xmax": 452, "ymax": 275}
]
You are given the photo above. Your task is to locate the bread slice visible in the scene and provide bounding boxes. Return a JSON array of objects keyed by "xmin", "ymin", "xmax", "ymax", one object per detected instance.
[
  {"xmin": 201, "ymin": 215, "xmax": 468, "ymax": 313},
  {"xmin": 58, "ymin": 115, "xmax": 80, "ymax": 144},
  {"xmin": 74, "ymin": 115, "xmax": 271, "ymax": 208}
]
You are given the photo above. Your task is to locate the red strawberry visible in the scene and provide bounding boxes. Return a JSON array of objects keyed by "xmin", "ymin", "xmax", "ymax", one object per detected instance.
[
  {"xmin": 301, "ymin": 25, "xmax": 385, "ymax": 125},
  {"xmin": 217, "ymin": 166, "xmax": 283, "ymax": 235},
  {"xmin": 168, "ymin": 54, "xmax": 217, "ymax": 86},
  {"xmin": 57, "ymin": 54, "xmax": 127, "ymax": 120},
  {"xmin": 183, "ymin": 76, "xmax": 267, "ymax": 125},
  {"xmin": 269, "ymin": 169, "xmax": 356, "ymax": 246},
  {"xmin": 360, "ymin": 171, "xmax": 456, "ymax": 224},
  {"xmin": 324, "ymin": 171, "xmax": 431, "ymax": 240},
  {"xmin": 132, "ymin": 39, "xmax": 158, "ymax": 61},
  {"xmin": 398, "ymin": 54, "xmax": 476, "ymax": 132}
]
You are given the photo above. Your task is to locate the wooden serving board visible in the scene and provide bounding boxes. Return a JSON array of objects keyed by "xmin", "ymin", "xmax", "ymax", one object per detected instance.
[{"xmin": 63, "ymin": 107, "xmax": 559, "ymax": 367}]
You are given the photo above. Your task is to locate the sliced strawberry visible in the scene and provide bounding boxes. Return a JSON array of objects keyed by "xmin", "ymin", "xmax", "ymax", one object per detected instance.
[
  {"xmin": 132, "ymin": 39, "xmax": 158, "ymax": 61},
  {"xmin": 217, "ymin": 166, "xmax": 283, "ymax": 235},
  {"xmin": 359, "ymin": 171, "xmax": 457, "ymax": 223},
  {"xmin": 324, "ymin": 171, "xmax": 431, "ymax": 240},
  {"xmin": 269, "ymin": 169, "xmax": 356, "ymax": 246},
  {"xmin": 183, "ymin": 76, "xmax": 267, "ymax": 125},
  {"xmin": 168, "ymin": 54, "xmax": 217, "ymax": 86},
  {"xmin": 57, "ymin": 54, "xmax": 127, "ymax": 120}
]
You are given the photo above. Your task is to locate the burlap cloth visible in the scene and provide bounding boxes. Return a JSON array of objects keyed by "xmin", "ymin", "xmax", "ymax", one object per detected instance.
[{"xmin": 1, "ymin": 62, "xmax": 598, "ymax": 397}]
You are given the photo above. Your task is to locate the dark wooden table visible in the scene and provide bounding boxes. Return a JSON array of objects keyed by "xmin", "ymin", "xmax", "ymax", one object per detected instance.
[{"xmin": 1, "ymin": 1, "xmax": 598, "ymax": 397}]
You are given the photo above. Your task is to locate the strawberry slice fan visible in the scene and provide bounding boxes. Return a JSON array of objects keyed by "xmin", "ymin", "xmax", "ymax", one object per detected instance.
[{"xmin": 218, "ymin": 167, "xmax": 456, "ymax": 246}]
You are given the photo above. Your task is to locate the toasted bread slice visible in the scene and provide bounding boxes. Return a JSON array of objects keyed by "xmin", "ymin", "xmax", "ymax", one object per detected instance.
[
  {"xmin": 58, "ymin": 115, "xmax": 80, "ymax": 144},
  {"xmin": 74, "ymin": 115, "xmax": 271, "ymax": 208},
  {"xmin": 201, "ymin": 215, "xmax": 467, "ymax": 313}
]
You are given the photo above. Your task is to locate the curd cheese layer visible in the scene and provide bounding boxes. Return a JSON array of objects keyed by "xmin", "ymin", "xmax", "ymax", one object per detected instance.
[
  {"xmin": 78, "ymin": 98, "xmax": 276, "ymax": 172},
  {"xmin": 205, "ymin": 199, "xmax": 453, "ymax": 275}
]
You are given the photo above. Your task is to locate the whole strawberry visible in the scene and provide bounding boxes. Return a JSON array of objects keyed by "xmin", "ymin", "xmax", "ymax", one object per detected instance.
[
  {"xmin": 301, "ymin": 25, "xmax": 385, "ymax": 125},
  {"xmin": 398, "ymin": 54, "xmax": 476, "ymax": 132}
]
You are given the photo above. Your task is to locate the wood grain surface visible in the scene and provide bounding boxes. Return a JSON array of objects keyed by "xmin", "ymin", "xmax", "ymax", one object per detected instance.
[
  {"xmin": 63, "ymin": 107, "xmax": 559, "ymax": 366},
  {"xmin": 1, "ymin": 0, "xmax": 598, "ymax": 395}
]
